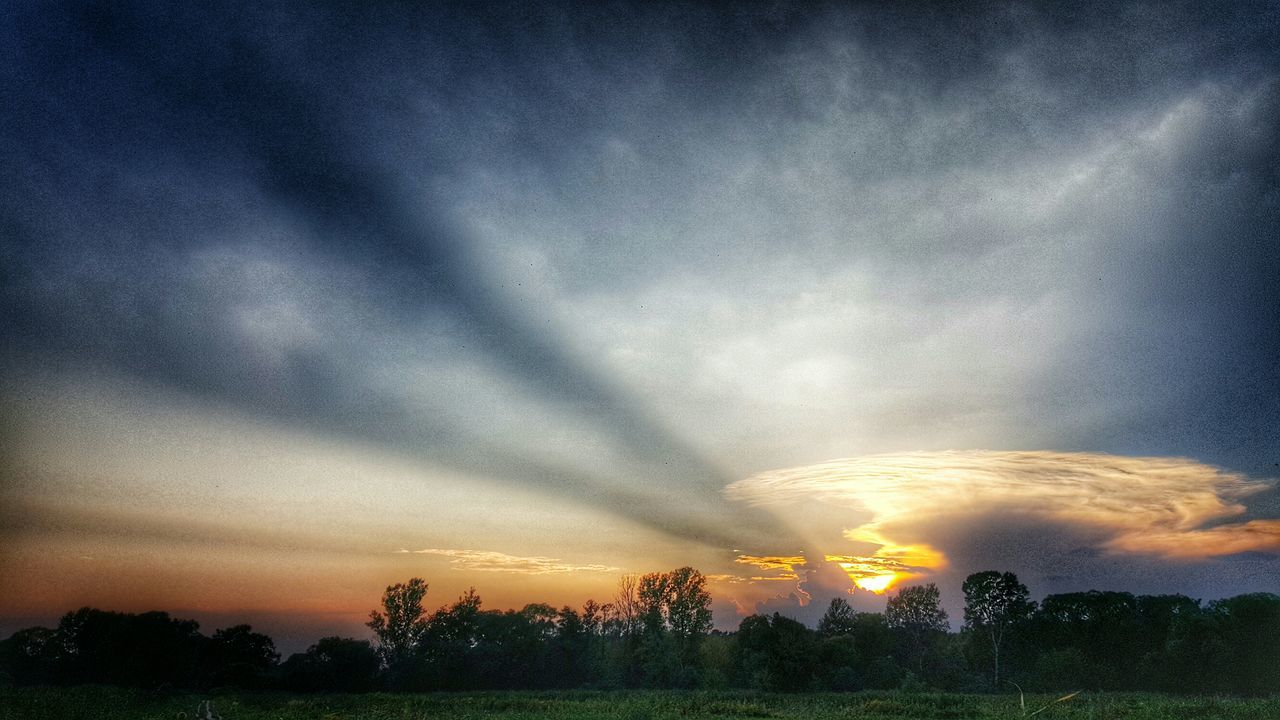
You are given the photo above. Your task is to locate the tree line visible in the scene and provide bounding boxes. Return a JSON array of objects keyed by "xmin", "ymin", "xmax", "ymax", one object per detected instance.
[{"xmin": 2, "ymin": 568, "xmax": 1277, "ymax": 695}]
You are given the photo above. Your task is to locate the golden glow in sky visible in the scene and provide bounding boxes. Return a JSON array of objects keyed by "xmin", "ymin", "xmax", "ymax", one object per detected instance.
[
  {"xmin": 734, "ymin": 555, "xmax": 805, "ymax": 580},
  {"xmin": 849, "ymin": 573, "xmax": 895, "ymax": 594},
  {"xmin": 4, "ymin": 375, "xmax": 1278, "ymax": 639},
  {"xmin": 736, "ymin": 543, "xmax": 945, "ymax": 595},
  {"xmin": 727, "ymin": 450, "xmax": 1280, "ymax": 595}
]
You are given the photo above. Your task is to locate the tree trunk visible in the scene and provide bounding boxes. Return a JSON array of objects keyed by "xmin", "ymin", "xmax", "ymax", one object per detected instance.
[
  {"xmin": 990, "ymin": 628, "xmax": 1001, "ymax": 689},
  {"xmin": 993, "ymin": 643, "xmax": 1001, "ymax": 689}
]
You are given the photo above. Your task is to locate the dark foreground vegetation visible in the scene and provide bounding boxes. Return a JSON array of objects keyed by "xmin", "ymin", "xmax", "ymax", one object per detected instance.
[
  {"xmin": 3, "ymin": 688, "xmax": 1280, "ymax": 720},
  {"xmin": 3, "ymin": 568, "xmax": 1278, "ymax": 697}
]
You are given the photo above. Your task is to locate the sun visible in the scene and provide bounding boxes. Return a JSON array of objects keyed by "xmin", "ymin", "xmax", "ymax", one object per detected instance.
[
  {"xmin": 853, "ymin": 573, "xmax": 898, "ymax": 593},
  {"xmin": 826, "ymin": 556, "xmax": 915, "ymax": 594},
  {"xmin": 826, "ymin": 544, "xmax": 942, "ymax": 595}
]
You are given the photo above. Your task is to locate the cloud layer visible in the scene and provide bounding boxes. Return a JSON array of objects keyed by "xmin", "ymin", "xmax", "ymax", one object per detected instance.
[
  {"xmin": 398, "ymin": 549, "xmax": 618, "ymax": 576},
  {"xmin": 727, "ymin": 451, "xmax": 1280, "ymax": 593},
  {"xmin": 1, "ymin": 2, "xmax": 1277, "ymax": 637}
]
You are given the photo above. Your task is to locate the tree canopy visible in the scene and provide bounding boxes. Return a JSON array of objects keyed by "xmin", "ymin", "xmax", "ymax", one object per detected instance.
[
  {"xmin": 3, "ymin": 572, "xmax": 1277, "ymax": 695},
  {"xmin": 962, "ymin": 571, "xmax": 1035, "ymax": 688}
]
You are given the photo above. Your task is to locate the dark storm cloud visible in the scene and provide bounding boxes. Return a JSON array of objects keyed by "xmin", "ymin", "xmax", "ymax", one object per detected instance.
[
  {"xmin": 418, "ymin": 1, "xmax": 1280, "ymax": 477},
  {"xmin": 919, "ymin": 511, "xmax": 1280, "ymax": 614},
  {"xmin": 1066, "ymin": 81, "xmax": 1280, "ymax": 474},
  {"xmin": 806, "ymin": 5, "xmax": 1280, "ymax": 476},
  {"xmin": 0, "ymin": 1, "xmax": 803, "ymax": 546}
]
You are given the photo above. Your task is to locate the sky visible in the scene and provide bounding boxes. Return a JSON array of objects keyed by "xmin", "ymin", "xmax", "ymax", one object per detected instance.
[{"xmin": 2, "ymin": 1, "xmax": 1278, "ymax": 653}]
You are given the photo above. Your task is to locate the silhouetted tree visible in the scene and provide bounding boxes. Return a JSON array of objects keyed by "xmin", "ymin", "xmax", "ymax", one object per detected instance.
[
  {"xmin": 635, "ymin": 572, "xmax": 677, "ymax": 685},
  {"xmin": 665, "ymin": 567, "xmax": 713, "ymax": 660},
  {"xmin": 578, "ymin": 598, "xmax": 614, "ymax": 686},
  {"xmin": 555, "ymin": 606, "xmax": 589, "ymax": 687},
  {"xmin": 816, "ymin": 633, "xmax": 861, "ymax": 690},
  {"xmin": 698, "ymin": 631, "xmax": 736, "ymax": 689},
  {"xmin": 8, "ymin": 577, "xmax": 1275, "ymax": 695},
  {"xmin": 52, "ymin": 608, "xmax": 205, "ymax": 688},
  {"xmin": 885, "ymin": 583, "xmax": 948, "ymax": 675},
  {"xmin": 467, "ymin": 606, "xmax": 538, "ymax": 689},
  {"xmin": 1134, "ymin": 594, "xmax": 1201, "ymax": 690},
  {"xmin": 633, "ymin": 567, "xmax": 711, "ymax": 686},
  {"xmin": 767, "ymin": 614, "xmax": 818, "ymax": 692},
  {"xmin": 848, "ymin": 612, "xmax": 899, "ymax": 686},
  {"xmin": 1206, "ymin": 592, "xmax": 1280, "ymax": 695},
  {"xmin": 0, "ymin": 626, "xmax": 59, "ymax": 685},
  {"xmin": 735, "ymin": 614, "xmax": 774, "ymax": 689},
  {"xmin": 611, "ymin": 574, "xmax": 642, "ymax": 638},
  {"xmin": 1033, "ymin": 590, "xmax": 1141, "ymax": 689},
  {"xmin": 816, "ymin": 610, "xmax": 901, "ymax": 690},
  {"xmin": 205, "ymin": 624, "xmax": 279, "ymax": 688},
  {"xmin": 366, "ymin": 577, "xmax": 429, "ymax": 672},
  {"xmin": 419, "ymin": 588, "xmax": 484, "ymax": 690},
  {"xmin": 280, "ymin": 636, "xmax": 380, "ymax": 692},
  {"xmin": 608, "ymin": 574, "xmax": 644, "ymax": 685},
  {"xmin": 962, "ymin": 571, "xmax": 1034, "ymax": 688},
  {"xmin": 818, "ymin": 597, "xmax": 858, "ymax": 637},
  {"xmin": 1158, "ymin": 601, "xmax": 1216, "ymax": 692},
  {"xmin": 638, "ymin": 571, "xmax": 670, "ymax": 633},
  {"xmin": 734, "ymin": 613, "xmax": 817, "ymax": 691}
]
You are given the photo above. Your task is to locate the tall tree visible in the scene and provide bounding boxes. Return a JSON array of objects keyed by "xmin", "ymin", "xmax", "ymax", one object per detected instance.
[
  {"xmin": 366, "ymin": 578, "xmax": 429, "ymax": 670},
  {"xmin": 885, "ymin": 583, "xmax": 948, "ymax": 673},
  {"xmin": 638, "ymin": 571, "xmax": 671, "ymax": 633},
  {"xmin": 735, "ymin": 613, "xmax": 818, "ymax": 692},
  {"xmin": 608, "ymin": 574, "xmax": 645, "ymax": 685},
  {"xmin": 886, "ymin": 583, "xmax": 949, "ymax": 633},
  {"xmin": 612, "ymin": 574, "xmax": 642, "ymax": 638},
  {"xmin": 818, "ymin": 597, "xmax": 858, "ymax": 636},
  {"xmin": 630, "ymin": 567, "xmax": 713, "ymax": 686},
  {"xmin": 422, "ymin": 588, "xmax": 485, "ymax": 689},
  {"xmin": 206, "ymin": 624, "xmax": 279, "ymax": 688},
  {"xmin": 962, "ymin": 571, "xmax": 1034, "ymax": 688},
  {"xmin": 665, "ymin": 567, "xmax": 713, "ymax": 653}
]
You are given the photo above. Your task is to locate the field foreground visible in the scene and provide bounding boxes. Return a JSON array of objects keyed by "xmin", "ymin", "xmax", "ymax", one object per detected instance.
[{"xmin": 2, "ymin": 688, "xmax": 1278, "ymax": 720}]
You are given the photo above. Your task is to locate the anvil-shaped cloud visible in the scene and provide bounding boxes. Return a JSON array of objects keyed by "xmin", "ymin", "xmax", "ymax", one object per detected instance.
[{"xmin": 727, "ymin": 451, "xmax": 1280, "ymax": 592}]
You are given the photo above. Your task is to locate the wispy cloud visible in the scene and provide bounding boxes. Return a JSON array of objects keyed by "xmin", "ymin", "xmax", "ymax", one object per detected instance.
[
  {"xmin": 397, "ymin": 548, "xmax": 619, "ymax": 575},
  {"xmin": 704, "ymin": 573, "xmax": 747, "ymax": 584},
  {"xmin": 727, "ymin": 451, "xmax": 1280, "ymax": 591},
  {"xmin": 1107, "ymin": 520, "xmax": 1280, "ymax": 559},
  {"xmin": 735, "ymin": 554, "xmax": 806, "ymax": 580}
]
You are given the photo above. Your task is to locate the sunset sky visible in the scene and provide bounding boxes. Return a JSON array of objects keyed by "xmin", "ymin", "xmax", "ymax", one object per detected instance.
[{"xmin": 2, "ymin": 2, "xmax": 1278, "ymax": 652}]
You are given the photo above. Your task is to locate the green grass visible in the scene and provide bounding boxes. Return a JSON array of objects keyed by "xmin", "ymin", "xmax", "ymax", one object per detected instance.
[{"xmin": 1, "ymin": 688, "xmax": 1276, "ymax": 720}]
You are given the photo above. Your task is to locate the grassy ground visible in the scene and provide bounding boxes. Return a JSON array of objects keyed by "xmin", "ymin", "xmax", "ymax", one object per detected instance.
[{"xmin": 1, "ymin": 687, "xmax": 1277, "ymax": 720}]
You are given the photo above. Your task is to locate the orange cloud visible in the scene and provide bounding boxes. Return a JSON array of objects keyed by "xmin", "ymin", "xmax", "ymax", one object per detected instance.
[
  {"xmin": 734, "ymin": 554, "xmax": 806, "ymax": 580},
  {"xmin": 1106, "ymin": 519, "xmax": 1280, "ymax": 558}
]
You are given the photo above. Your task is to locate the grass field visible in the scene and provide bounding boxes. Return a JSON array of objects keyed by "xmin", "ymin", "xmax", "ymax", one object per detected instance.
[{"xmin": 2, "ymin": 688, "xmax": 1277, "ymax": 720}]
